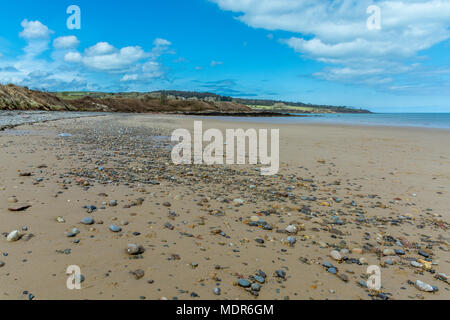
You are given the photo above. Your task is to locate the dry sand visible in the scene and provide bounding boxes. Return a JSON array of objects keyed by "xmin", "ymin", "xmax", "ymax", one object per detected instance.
[{"xmin": 0, "ymin": 114, "xmax": 448, "ymax": 300}]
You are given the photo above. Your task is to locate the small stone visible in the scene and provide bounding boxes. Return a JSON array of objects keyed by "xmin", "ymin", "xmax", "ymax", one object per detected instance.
[
  {"xmin": 7, "ymin": 230, "xmax": 20, "ymax": 242},
  {"xmin": 131, "ymin": 269, "xmax": 145, "ymax": 280},
  {"xmin": 81, "ymin": 217, "xmax": 94, "ymax": 225},
  {"xmin": 254, "ymin": 275, "xmax": 265, "ymax": 284},
  {"xmin": 127, "ymin": 244, "xmax": 145, "ymax": 255},
  {"xmin": 285, "ymin": 225, "xmax": 297, "ymax": 234},
  {"xmin": 238, "ymin": 279, "xmax": 251, "ymax": 288},
  {"xmin": 328, "ymin": 267, "xmax": 337, "ymax": 274},
  {"xmin": 213, "ymin": 288, "xmax": 221, "ymax": 295},
  {"xmin": 251, "ymin": 283, "xmax": 261, "ymax": 291},
  {"xmin": 66, "ymin": 228, "xmax": 80, "ymax": 237},
  {"xmin": 109, "ymin": 225, "xmax": 122, "ymax": 232},
  {"xmin": 415, "ymin": 280, "xmax": 437, "ymax": 292},
  {"xmin": 287, "ymin": 236, "xmax": 296, "ymax": 246},
  {"xmin": 109, "ymin": 200, "xmax": 118, "ymax": 207},
  {"xmin": 330, "ymin": 250, "xmax": 343, "ymax": 261},
  {"xmin": 56, "ymin": 216, "xmax": 65, "ymax": 223},
  {"xmin": 383, "ymin": 248, "xmax": 395, "ymax": 256},
  {"xmin": 0, "ymin": 261, "xmax": 5, "ymax": 268},
  {"xmin": 233, "ymin": 198, "xmax": 244, "ymax": 204},
  {"xmin": 411, "ymin": 261, "xmax": 423, "ymax": 268},
  {"xmin": 275, "ymin": 269, "xmax": 286, "ymax": 279},
  {"xmin": 8, "ymin": 204, "xmax": 31, "ymax": 212}
]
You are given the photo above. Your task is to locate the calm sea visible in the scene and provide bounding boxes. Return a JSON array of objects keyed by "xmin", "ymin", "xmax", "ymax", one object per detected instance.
[{"xmin": 204, "ymin": 113, "xmax": 450, "ymax": 130}]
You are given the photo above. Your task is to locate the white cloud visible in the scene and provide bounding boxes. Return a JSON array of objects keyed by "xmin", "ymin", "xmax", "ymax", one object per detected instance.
[
  {"xmin": 64, "ymin": 51, "xmax": 82, "ymax": 63},
  {"xmin": 211, "ymin": 0, "xmax": 450, "ymax": 88},
  {"xmin": 211, "ymin": 60, "xmax": 223, "ymax": 67},
  {"xmin": 19, "ymin": 19, "xmax": 53, "ymax": 39},
  {"xmin": 121, "ymin": 74, "xmax": 139, "ymax": 81},
  {"xmin": 53, "ymin": 36, "xmax": 80, "ymax": 49},
  {"xmin": 153, "ymin": 38, "xmax": 171, "ymax": 47},
  {"xmin": 85, "ymin": 42, "xmax": 116, "ymax": 56},
  {"xmin": 2, "ymin": 19, "xmax": 174, "ymax": 91}
]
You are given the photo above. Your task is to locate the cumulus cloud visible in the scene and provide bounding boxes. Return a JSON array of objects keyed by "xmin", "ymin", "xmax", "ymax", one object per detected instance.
[
  {"xmin": 2, "ymin": 19, "xmax": 173, "ymax": 91},
  {"xmin": 53, "ymin": 36, "xmax": 80, "ymax": 49},
  {"xmin": 211, "ymin": 0, "xmax": 450, "ymax": 90},
  {"xmin": 19, "ymin": 19, "xmax": 53, "ymax": 39}
]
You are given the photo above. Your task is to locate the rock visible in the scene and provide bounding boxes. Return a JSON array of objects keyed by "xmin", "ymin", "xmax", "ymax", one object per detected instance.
[
  {"xmin": 213, "ymin": 288, "xmax": 221, "ymax": 295},
  {"xmin": 7, "ymin": 230, "xmax": 20, "ymax": 242},
  {"xmin": 330, "ymin": 250, "xmax": 343, "ymax": 261},
  {"xmin": 352, "ymin": 248, "xmax": 363, "ymax": 254},
  {"xmin": 56, "ymin": 216, "xmax": 65, "ymax": 223},
  {"xmin": 287, "ymin": 236, "xmax": 296, "ymax": 246},
  {"xmin": 109, "ymin": 224, "xmax": 122, "ymax": 232},
  {"xmin": 328, "ymin": 267, "xmax": 337, "ymax": 274},
  {"xmin": 285, "ymin": 225, "xmax": 297, "ymax": 234},
  {"xmin": 238, "ymin": 279, "xmax": 251, "ymax": 288},
  {"xmin": 233, "ymin": 198, "xmax": 244, "ymax": 204},
  {"xmin": 251, "ymin": 283, "xmax": 261, "ymax": 291},
  {"xmin": 359, "ymin": 257, "xmax": 368, "ymax": 265},
  {"xmin": 8, "ymin": 204, "xmax": 31, "ymax": 212},
  {"xmin": 254, "ymin": 275, "xmax": 265, "ymax": 284},
  {"xmin": 67, "ymin": 228, "xmax": 80, "ymax": 237},
  {"xmin": 435, "ymin": 273, "xmax": 448, "ymax": 283},
  {"xmin": 81, "ymin": 217, "xmax": 94, "ymax": 225},
  {"xmin": 275, "ymin": 269, "xmax": 286, "ymax": 279},
  {"xmin": 127, "ymin": 244, "xmax": 145, "ymax": 255},
  {"xmin": 163, "ymin": 202, "xmax": 171, "ymax": 207},
  {"xmin": 131, "ymin": 269, "xmax": 145, "ymax": 279},
  {"xmin": 382, "ymin": 248, "xmax": 396, "ymax": 256},
  {"xmin": 411, "ymin": 261, "xmax": 423, "ymax": 268},
  {"xmin": 109, "ymin": 200, "xmax": 118, "ymax": 207},
  {"xmin": 0, "ymin": 261, "xmax": 4, "ymax": 268},
  {"xmin": 415, "ymin": 280, "xmax": 437, "ymax": 292}
]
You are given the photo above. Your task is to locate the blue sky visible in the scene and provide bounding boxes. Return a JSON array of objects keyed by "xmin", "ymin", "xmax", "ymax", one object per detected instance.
[{"xmin": 0, "ymin": 0, "xmax": 449, "ymax": 112}]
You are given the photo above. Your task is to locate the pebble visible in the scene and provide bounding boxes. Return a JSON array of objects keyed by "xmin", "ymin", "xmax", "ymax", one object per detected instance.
[
  {"xmin": 238, "ymin": 279, "xmax": 251, "ymax": 288},
  {"xmin": 66, "ymin": 228, "xmax": 80, "ymax": 237},
  {"xmin": 109, "ymin": 200, "xmax": 118, "ymax": 207},
  {"xmin": 275, "ymin": 269, "xmax": 286, "ymax": 279},
  {"xmin": 287, "ymin": 236, "xmax": 296, "ymax": 246},
  {"xmin": 7, "ymin": 230, "xmax": 20, "ymax": 242},
  {"xmin": 415, "ymin": 280, "xmax": 437, "ymax": 292},
  {"xmin": 285, "ymin": 225, "xmax": 297, "ymax": 234},
  {"xmin": 0, "ymin": 261, "xmax": 5, "ymax": 268},
  {"xmin": 330, "ymin": 250, "xmax": 343, "ymax": 261},
  {"xmin": 109, "ymin": 225, "xmax": 122, "ymax": 232},
  {"xmin": 81, "ymin": 217, "xmax": 95, "ymax": 225},
  {"xmin": 127, "ymin": 244, "xmax": 145, "ymax": 255},
  {"xmin": 131, "ymin": 269, "xmax": 145, "ymax": 280},
  {"xmin": 213, "ymin": 287, "xmax": 221, "ymax": 295}
]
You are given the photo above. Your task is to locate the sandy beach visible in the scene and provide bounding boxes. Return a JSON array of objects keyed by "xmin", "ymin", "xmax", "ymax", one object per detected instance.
[{"xmin": 0, "ymin": 113, "xmax": 449, "ymax": 300}]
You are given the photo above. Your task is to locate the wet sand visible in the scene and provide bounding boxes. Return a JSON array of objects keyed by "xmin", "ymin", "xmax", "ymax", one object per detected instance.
[{"xmin": 0, "ymin": 114, "xmax": 449, "ymax": 300}]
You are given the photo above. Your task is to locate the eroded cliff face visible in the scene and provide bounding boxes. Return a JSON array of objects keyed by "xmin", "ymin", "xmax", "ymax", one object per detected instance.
[{"xmin": 0, "ymin": 84, "xmax": 252, "ymax": 113}]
